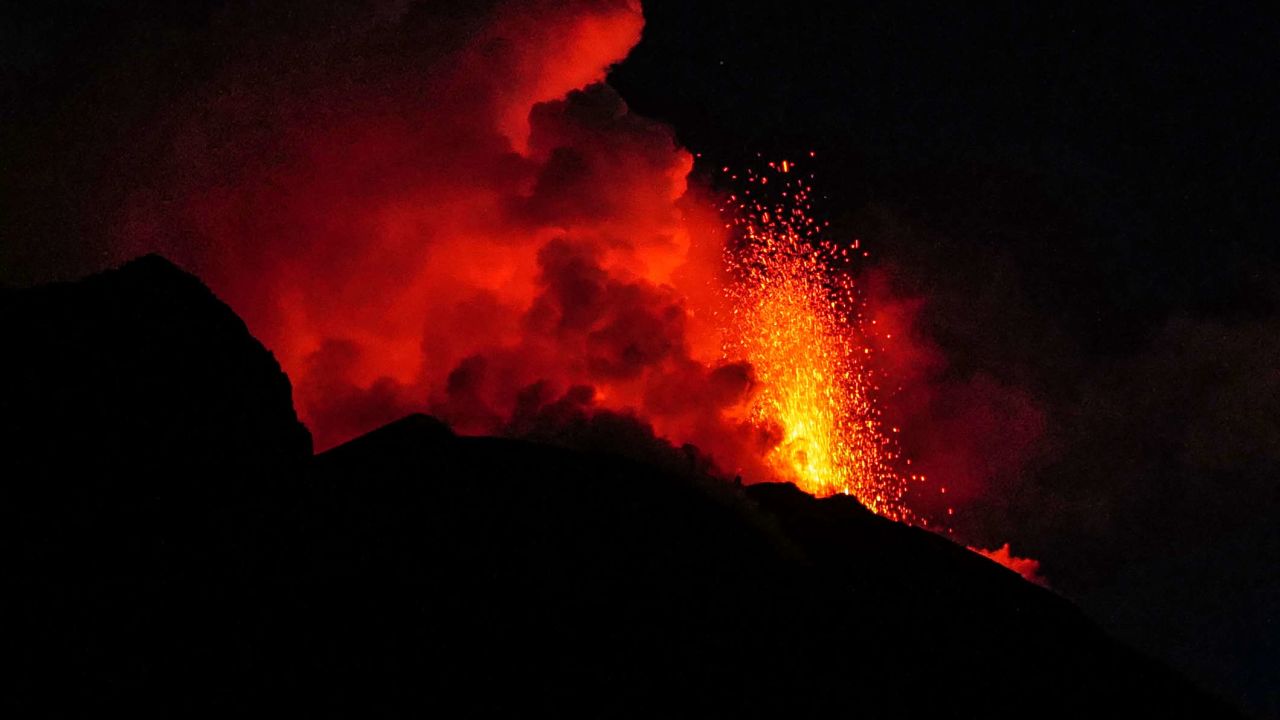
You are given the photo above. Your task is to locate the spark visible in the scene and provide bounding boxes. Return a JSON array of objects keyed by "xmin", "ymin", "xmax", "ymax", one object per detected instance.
[{"xmin": 721, "ymin": 161, "xmax": 912, "ymax": 521}]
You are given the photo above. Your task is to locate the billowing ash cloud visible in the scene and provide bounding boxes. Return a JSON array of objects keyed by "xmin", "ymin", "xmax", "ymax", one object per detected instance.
[{"xmin": 113, "ymin": 0, "xmax": 766, "ymax": 475}]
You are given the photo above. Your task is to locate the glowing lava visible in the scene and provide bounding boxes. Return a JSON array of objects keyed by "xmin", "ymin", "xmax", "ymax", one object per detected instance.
[{"xmin": 721, "ymin": 161, "xmax": 912, "ymax": 521}]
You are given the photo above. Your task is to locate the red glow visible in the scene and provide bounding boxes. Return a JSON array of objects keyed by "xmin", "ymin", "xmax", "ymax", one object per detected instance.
[
  {"xmin": 119, "ymin": 0, "xmax": 753, "ymax": 460},
  {"xmin": 974, "ymin": 543, "xmax": 1046, "ymax": 585}
]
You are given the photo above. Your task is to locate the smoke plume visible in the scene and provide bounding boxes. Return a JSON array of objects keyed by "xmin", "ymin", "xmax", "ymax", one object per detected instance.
[{"xmin": 113, "ymin": 0, "xmax": 772, "ymax": 478}]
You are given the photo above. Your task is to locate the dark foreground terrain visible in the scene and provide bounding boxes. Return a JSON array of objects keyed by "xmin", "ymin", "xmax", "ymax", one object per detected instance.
[{"xmin": 3, "ymin": 257, "xmax": 1240, "ymax": 716}]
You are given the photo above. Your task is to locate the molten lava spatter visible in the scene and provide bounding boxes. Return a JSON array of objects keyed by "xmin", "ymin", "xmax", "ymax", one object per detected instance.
[{"xmin": 721, "ymin": 161, "xmax": 913, "ymax": 522}]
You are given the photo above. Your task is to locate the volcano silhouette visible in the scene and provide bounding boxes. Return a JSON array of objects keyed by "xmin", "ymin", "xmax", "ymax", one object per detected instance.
[{"xmin": 2, "ymin": 256, "xmax": 1239, "ymax": 716}]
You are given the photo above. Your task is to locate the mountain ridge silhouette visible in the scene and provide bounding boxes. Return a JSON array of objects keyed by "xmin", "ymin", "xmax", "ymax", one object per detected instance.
[{"xmin": 2, "ymin": 255, "xmax": 1241, "ymax": 716}]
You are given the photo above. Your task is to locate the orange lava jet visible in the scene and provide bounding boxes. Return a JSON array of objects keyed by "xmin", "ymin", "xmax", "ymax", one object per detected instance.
[{"xmin": 721, "ymin": 162, "xmax": 913, "ymax": 521}]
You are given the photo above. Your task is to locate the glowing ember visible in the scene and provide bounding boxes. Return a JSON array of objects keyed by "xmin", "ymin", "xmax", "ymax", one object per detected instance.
[{"xmin": 721, "ymin": 161, "xmax": 912, "ymax": 521}]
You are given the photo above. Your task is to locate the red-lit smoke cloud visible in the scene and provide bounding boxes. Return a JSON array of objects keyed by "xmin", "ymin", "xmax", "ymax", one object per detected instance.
[{"xmin": 117, "ymin": 0, "xmax": 767, "ymax": 474}]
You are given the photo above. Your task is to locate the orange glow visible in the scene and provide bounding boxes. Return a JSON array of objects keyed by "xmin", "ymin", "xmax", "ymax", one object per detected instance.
[{"xmin": 721, "ymin": 163, "xmax": 911, "ymax": 521}]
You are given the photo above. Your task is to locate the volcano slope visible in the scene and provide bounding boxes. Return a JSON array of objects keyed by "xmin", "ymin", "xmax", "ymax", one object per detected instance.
[{"xmin": 3, "ymin": 256, "xmax": 1239, "ymax": 717}]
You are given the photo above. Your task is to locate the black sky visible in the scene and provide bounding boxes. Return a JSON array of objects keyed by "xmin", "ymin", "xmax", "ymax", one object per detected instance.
[{"xmin": 2, "ymin": 1, "xmax": 1276, "ymax": 716}]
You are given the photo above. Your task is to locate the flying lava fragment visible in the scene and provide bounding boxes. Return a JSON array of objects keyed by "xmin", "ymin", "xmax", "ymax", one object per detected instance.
[{"xmin": 721, "ymin": 162, "xmax": 912, "ymax": 520}]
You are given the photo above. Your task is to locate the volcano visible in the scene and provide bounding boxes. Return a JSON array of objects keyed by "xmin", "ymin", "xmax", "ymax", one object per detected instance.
[{"xmin": 2, "ymin": 257, "xmax": 1239, "ymax": 716}]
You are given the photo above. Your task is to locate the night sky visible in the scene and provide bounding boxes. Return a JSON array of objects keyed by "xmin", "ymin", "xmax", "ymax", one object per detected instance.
[{"xmin": 3, "ymin": 1, "xmax": 1276, "ymax": 715}]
